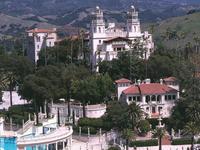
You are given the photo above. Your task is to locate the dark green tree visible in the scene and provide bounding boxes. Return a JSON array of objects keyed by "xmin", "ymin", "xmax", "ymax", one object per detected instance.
[
  {"xmin": 105, "ymin": 101, "xmax": 130, "ymax": 130},
  {"xmin": 61, "ymin": 64, "xmax": 90, "ymax": 117},
  {"xmin": 72, "ymin": 74, "xmax": 114, "ymax": 117}
]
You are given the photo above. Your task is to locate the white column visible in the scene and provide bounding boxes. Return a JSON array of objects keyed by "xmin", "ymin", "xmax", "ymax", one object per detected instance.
[
  {"xmin": 70, "ymin": 136, "xmax": 72, "ymax": 150},
  {"xmin": 56, "ymin": 142, "xmax": 58, "ymax": 150},
  {"xmin": 44, "ymin": 100, "xmax": 47, "ymax": 117},
  {"xmin": 46, "ymin": 144, "xmax": 49, "ymax": 150},
  {"xmin": 62, "ymin": 140, "xmax": 65, "ymax": 150}
]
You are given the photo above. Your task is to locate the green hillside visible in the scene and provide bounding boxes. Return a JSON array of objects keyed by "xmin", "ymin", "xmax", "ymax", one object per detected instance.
[{"xmin": 144, "ymin": 12, "xmax": 200, "ymax": 49}]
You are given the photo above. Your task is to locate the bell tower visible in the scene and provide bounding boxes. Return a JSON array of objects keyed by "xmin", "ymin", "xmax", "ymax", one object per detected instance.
[
  {"xmin": 127, "ymin": 5, "xmax": 141, "ymax": 38},
  {"xmin": 90, "ymin": 6, "xmax": 106, "ymax": 72},
  {"xmin": 91, "ymin": 6, "xmax": 105, "ymax": 35}
]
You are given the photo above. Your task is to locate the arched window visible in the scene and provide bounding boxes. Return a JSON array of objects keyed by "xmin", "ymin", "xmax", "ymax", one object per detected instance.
[
  {"xmin": 134, "ymin": 26, "xmax": 136, "ymax": 32},
  {"xmin": 99, "ymin": 27, "xmax": 101, "ymax": 33},
  {"xmin": 157, "ymin": 95, "xmax": 161, "ymax": 103},
  {"xmin": 151, "ymin": 95, "xmax": 156, "ymax": 101},
  {"xmin": 145, "ymin": 95, "xmax": 150, "ymax": 103}
]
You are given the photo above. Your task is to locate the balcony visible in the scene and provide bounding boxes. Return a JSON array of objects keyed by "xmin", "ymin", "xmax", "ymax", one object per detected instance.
[{"xmin": 17, "ymin": 126, "xmax": 72, "ymax": 146}]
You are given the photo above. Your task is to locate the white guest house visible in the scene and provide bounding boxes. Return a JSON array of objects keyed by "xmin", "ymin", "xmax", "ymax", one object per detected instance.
[
  {"xmin": 116, "ymin": 77, "xmax": 179, "ymax": 118},
  {"xmin": 90, "ymin": 6, "xmax": 154, "ymax": 71}
]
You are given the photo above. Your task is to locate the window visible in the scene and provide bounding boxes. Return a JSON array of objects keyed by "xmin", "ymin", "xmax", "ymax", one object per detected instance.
[
  {"xmin": 128, "ymin": 97, "xmax": 132, "ymax": 101},
  {"xmin": 168, "ymin": 95, "xmax": 172, "ymax": 100},
  {"xmin": 136, "ymin": 96, "xmax": 141, "ymax": 102},
  {"xmin": 49, "ymin": 41, "xmax": 51, "ymax": 46},
  {"xmin": 99, "ymin": 27, "xmax": 101, "ymax": 33},
  {"xmin": 134, "ymin": 26, "xmax": 136, "ymax": 32},
  {"xmin": 99, "ymin": 40, "xmax": 101, "ymax": 44},
  {"xmin": 133, "ymin": 96, "xmax": 136, "ymax": 101},
  {"xmin": 172, "ymin": 95, "xmax": 176, "ymax": 100},
  {"xmin": 165, "ymin": 95, "xmax": 167, "ymax": 100},
  {"xmin": 146, "ymin": 95, "xmax": 150, "ymax": 103},
  {"xmin": 151, "ymin": 95, "xmax": 156, "ymax": 101},
  {"xmin": 117, "ymin": 48, "xmax": 121, "ymax": 51},
  {"xmin": 157, "ymin": 95, "xmax": 161, "ymax": 103},
  {"xmin": 36, "ymin": 36, "xmax": 40, "ymax": 42},
  {"xmin": 146, "ymin": 107, "xmax": 149, "ymax": 111},
  {"xmin": 152, "ymin": 107, "xmax": 156, "ymax": 113},
  {"xmin": 37, "ymin": 45, "xmax": 40, "ymax": 49}
]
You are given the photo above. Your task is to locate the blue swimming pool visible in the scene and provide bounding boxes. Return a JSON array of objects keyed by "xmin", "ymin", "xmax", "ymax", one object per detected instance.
[{"xmin": 0, "ymin": 137, "xmax": 17, "ymax": 150}]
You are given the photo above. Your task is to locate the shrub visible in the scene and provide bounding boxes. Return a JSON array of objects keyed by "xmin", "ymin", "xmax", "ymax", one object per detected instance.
[
  {"xmin": 137, "ymin": 120, "xmax": 151, "ymax": 135},
  {"xmin": 147, "ymin": 118, "xmax": 158, "ymax": 129},
  {"xmin": 108, "ymin": 146, "xmax": 120, "ymax": 150},
  {"xmin": 78, "ymin": 118, "xmax": 103, "ymax": 128},
  {"xmin": 129, "ymin": 139, "xmax": 158, "ymax": 147},
  {"xmin": 172, "ymin": 138, "xmax": 200, "ymax": 145},
  {"xmin": 78, "ymin": 117, "xmax": 112, "ymax": 131}
]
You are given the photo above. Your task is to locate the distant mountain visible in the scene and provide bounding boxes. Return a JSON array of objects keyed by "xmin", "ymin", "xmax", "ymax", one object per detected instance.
[
  {"xmin": 144, "ymin": 12, "xmax": 200, "ymax": 49},
  {"xmin": 0, "ymin": 0, "xmax": 199, "ymax": 37}
]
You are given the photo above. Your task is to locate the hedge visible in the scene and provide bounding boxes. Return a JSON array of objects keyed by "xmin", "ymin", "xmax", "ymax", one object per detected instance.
[
  {"xmin": 172, "ymin": 138, "xmax": 200, "ymax": 145},
  {"xmin": 78, "ymin": 118, "xmax": 112, "ymax": 131},
  {"xmin": 108, "ymin": 146, "xmax": 120, "ymax": 150},
  {"xmin": 129, "ymin": 139, "xmax": 158, "ymax": 147}
]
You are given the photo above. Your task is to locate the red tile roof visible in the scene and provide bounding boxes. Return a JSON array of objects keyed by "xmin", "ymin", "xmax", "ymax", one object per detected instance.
[
  {"xmin": 163, "ymin": 77, "xmax": 177, "ymax": 82},
  {"xmin": 151, "ymin": 113, "xmax": 160, "ymax": 118},
  {"xmin": 27, "ymin": 28, "xmax": 56, "ymax": 33},
  {"xmin": 115, "ymin": 78, "xmax": 132, "ymax": 84},
  {"xmin": 122, "ymin": 83, "xmax": 177, "ymax": 95}
]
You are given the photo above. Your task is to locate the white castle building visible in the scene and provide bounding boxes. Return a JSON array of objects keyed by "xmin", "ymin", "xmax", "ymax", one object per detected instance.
[
  {"xmin": 90, "ymin": 6, "xmax": 154, "ymax": 71},
  {"xmin": 27, "ymin": 28, "xmax": 57, "ymax": 63},
  {"xmin": 115, "ymin": 77, "xmax": 179, "ymax": 118}
]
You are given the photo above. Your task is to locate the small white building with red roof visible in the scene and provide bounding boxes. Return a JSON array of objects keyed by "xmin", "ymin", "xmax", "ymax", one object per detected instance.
[
  {"xmin": 115, "ymin": 78, "xmax": 132, "ymax": 100},
  {"xmin": 27, "ymin": 28, "xmax": 57, "ymax": 63},
  {"xmin": 115, "ymin": 78, "xmax": 179, "ymax": 118}
]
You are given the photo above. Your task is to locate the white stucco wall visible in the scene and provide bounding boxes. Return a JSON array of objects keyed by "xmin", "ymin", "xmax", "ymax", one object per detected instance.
[{"xmin": 1, "ymin": 91, "xmax": 28, "ymax": 110}]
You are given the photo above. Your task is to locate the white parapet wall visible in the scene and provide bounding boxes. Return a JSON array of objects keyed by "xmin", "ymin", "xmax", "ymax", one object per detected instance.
[
  {"xmin": 128, "ymin": 145, "xmax": 193, "ymax": 150},
  {"xmin": 50, "ymin": 102, "xmax": 107, "ymax": 120},
  {"xmin": 1, "ymin": 91, "xmax": 28, "ymax": 110}
]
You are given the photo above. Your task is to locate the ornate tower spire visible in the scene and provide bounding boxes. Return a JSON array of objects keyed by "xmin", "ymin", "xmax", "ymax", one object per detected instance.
[
  {"xmin": 127, "ymin": 5, "xmax": 141, "ymax": 37},
  {"xmin": 91, "ymin": 6, "xmax": 105, "ymax": 34}
]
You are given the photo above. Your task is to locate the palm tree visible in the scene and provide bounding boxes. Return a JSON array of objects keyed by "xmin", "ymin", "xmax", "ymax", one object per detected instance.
[
  {"xmin": 183, "ymin": 122, "xmax": 200, "ymax": 150},
  {"xmin": 152, "ymin": 127, "xmax": 166, "ymax": 150},
  {"xmin": 122, "ymin": 128, "xmax": 135, "ymax": 150},
  {"xmin": 128, "ymin": 102, "xmax": 143, "ymax": 129}
]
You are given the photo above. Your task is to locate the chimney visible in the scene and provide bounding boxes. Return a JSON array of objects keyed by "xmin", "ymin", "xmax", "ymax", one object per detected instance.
[
  {"xmin": 160, "ymin": 79, "xmax": 163, "ymax": 84},
  {"xmin": 137, "ymin": 79, "xmax": 141, "ymax": 85},
  {"xmin": 145, "ymin": 79, "xmax": 151, "ymax": 84}
]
